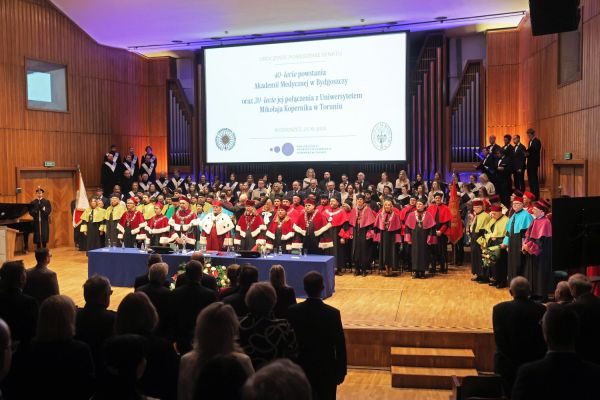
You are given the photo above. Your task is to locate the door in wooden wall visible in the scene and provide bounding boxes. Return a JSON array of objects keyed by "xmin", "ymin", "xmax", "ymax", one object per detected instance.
[
  {"xmin": 17, "ymin": 168, "xmax": 77, "ymax": 248},
  {"xmin": 552, "ymin": 160, "xmax": 587, "ymax": 198}
]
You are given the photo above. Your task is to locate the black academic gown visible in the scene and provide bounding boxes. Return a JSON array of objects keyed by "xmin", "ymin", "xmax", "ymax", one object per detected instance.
[
  {"xmin": 406, "ymin": 220, "xmax": 433, "ymax": 273},
  {"xmin": 351, "ymin": 210, "xmax": 373, "ymax": 272},
  {"xmin": 328, "ymin": 220, "xmax": 349, "ymax": 270},
  {"xmin": 101, "ymin": 162, "xmax": 118, "ymax": 195},
  {"xmin": 84, "ymin": 210, "xmax": 103, "ymax": 251},
  {"xmin": 30, "ymin": 198, "xmax": 51, "ymax": 246},
  {"xmin": 104, "ymin": 209, "xmax": 120, "ymax": 246},
  {"xmin": 524, "ymin": 236, "xmax": 553, "ymax": 299}
]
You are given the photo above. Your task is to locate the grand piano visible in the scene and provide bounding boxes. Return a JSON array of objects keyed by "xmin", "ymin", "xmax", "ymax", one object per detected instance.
[{"xmin": 0, "ymin": 203, "xmax": 33, "ymax": 258}]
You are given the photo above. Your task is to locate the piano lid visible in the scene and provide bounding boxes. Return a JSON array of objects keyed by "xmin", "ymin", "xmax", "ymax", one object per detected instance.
[{"xmin": 0, "ymin": 203, "xmax": 31, "ymax": 221}]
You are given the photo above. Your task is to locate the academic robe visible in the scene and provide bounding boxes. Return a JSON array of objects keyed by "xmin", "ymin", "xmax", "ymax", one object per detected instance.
[
  {"xmin": 80, "ymin": 207, "xmax": 106, "ymax": 251},
  {"xmin": 292, "ymin": 211, "xmax": 332, "ymax": 254},
  {"xmin": 347, "ymin": 206, "xmax": 377, "ymax": 271},
  {"xmin": 101, "ymin": 161, "xmax": 119, "ymax": 196},
  {"xmin": 137, "ymin": 203, "xmax": 156, "ymax": 221},
  {"xmin": 427, "ymin": 203, "xmax": 452, "ymax": 272},
  {"xmin": 404, "ymin": 211, "xmax": 437, "ymax": 273},
  {"xmin": 122, "ymin": 160, "xmax": 139, "ymax": 182},
  {"xmin": 373, "ymin": 210, "xmax": 403, "ymax": 270},
  {"xmin": 145, "ymin": 214, "xmax": 171, "ymax": 246},
  {"xmin": 167, "ymin": 176, "xmax": 185, "ymax": 193},
  {"xmin": 140, "ymin": 161, "xmax": 156, "ymax": 182},
  {"xmin": 324, "ymin": 208, "xmax": 351, "ymax": 269},
  {"xmin": 198, "ymin": 213, "xmax": 235, "ymax": 251},
  {"xmin": 503, "ymin": 209, "xmax": 534, "ymax": 281},
  {"xmin": 169, "ymin": 208, "xmax": 197, "ymax": 247},
  {"xmin": 30, "ymin": 198, "xmax": 51, "ymax": 246},
  {"xmin": 265, "ymin": 217, "xmax": 295, "ymax": 252},
  {"xmin": 523, "ymin": 216, "xmax": 553, "ymax": 298},
  {"xmin": 120, "ymin": 176, "xmax": 134, "ymax": 197},
  {"xmin": 399, "ymin": 205, "xmax": 416, "ymax": 270},
  {"xmin": 484, "ymin": 215, "xmax": 509, "ymax": 285},
  {"xmin": 470, "ymin": 211, "xmax": 491, "ymax": 276},
  {"xmin": 117, "ymin": 210, "xmax": 146, "ymax": 247},
  {"xmin": 260, "ymin": 210, "xmax": 274, "ymax": 226},
  {"xmin": 103, "ymin": 203, "xmax": 126, "ymax": 245},
  {"xmin": 234, "ymin": 214, "xmax": 267, "ymax": 250}
]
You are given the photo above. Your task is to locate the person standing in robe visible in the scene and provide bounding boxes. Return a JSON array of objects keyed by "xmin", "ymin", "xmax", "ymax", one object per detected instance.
[
  {"xmin": 324, "ymin": 197, "xmax": 351, "ymax": 276},
  {"xmin": 373, "ymin": 199, "xmax": 403, "ymax": 277},
  {"xmin": 522, "ymin": 200, "xmax": 552, "ymax": 301},
  {"xmin": 198, "ymin": 201, "xmax": 235, "ymax": 251},
  {"xmin": 404, "ymin": 198, "xmax": 437, "ymax": 279},
  {"xmin": 140, "ymin": 154, "xmax": 156, "ymax": 183},
  {"xmin": 426, "ymin": 192, "xmax": 451, "ymax": 274},
  {"xmin": 502, "ymin": 196, "xmax": 533, "ymax": 282},
  {"xmin": 117, "ymin": 197, "xmax": 146, "ymax": 248},
  {"xmin": 101, "ymin": 153, "xmax": 119, "ymax": 198},
  {"xmin": 234, "ymin": 200, "xmax": 267, "ymax": 251},
  {"xmin": 484, "ymin": 204, "xmax": 509, "ymax": 288},
  {"xmin": 167, "ymin": 170, "xmax": 184, "ymax": 194},
  {"xmin": 291, "ymin": 199, "xmax": 332, "ymax": 254},
  {"xmin": 145, "ymin": 203, "xmax": 170, "ymax": 246},
  {"xmin": 104, "ymin": 193, "xmax": 125, "ymax": 246},
  {"xmin": 30, "ymin": 187, "xmax": 51, "ymax": 249},
  {"xmin": 398, "ymin": 195, "xmax": 418, "ymax": 272},
  {"xmin": 122, "ymin": 153, "xmax": 139, "ymax": 182},
  {"xmin": 470, "ymin": 199, "xmax": 491, "ymax": 282},
  {"xmin": 137, "ymin": 193, "xmax": 155, "ymax": 222},
  {"xmin": 265, "ymin": 204, "xmax": 295, "ymax": 253},
  {"xmin": 525, "ymin": 128, "xmax": 541, "ymax": 199},
  {"xmin": 155, "ymin": 171, "xmax": 169, "ymax": 194},
  {"xmin": 347, "ymin": 194, "xmax": 376, "ymax": 277},
  {"xmin": 168, "ymin": 196, "xmax": 197, "ymax": 250},
  {"xmin": 80, "ymin": 198, "xmax": 106, "ymax": 251}
]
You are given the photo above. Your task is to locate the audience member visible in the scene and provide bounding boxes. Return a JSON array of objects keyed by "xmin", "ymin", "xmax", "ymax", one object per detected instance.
[
  {"xmin": 243, "ymin": 358, "xmax": 312, "ymax": 400},
  {"xmin": 75, "ymin": 274, "xmax": 116, "ymax": 369},
  {"xmin": 0, "ymin": 319, "xmax": 11, "ymax": 395},
  {"xmin": 23, "ymin": 248, "xmax": 59, "ymax": 304},
  {"xmin": 219, "ymin": 263, "xmax": 241, "ymax": 298},
  {"xmin": 512, "ymin": 304, "xmax": 600, "ymax": 400},
  {"xmin": 270, "ymin": 265, "xmax": 297, "ymax": 319},
  {"xmin": 171, "ymin": 260, "xmax": 218, "ymax": 354},
  {"xmin": 194, "ymin": 354, "xmax": 250, "ymax": 400},
  {"xmin": 223, "ymin": 264, "xmax": 259, "ymax": 317},
  {"xmin": 492, "ymin": 277, "xmax": 546, "ymax": 396},
  {"xmin": 134, "ymin": 253, "xmax": 163, "ymax": 289},
  {"xmin": 12, "ymin": 295, "xmax": 94, "ymax": 399},
  {"xmin": 567, "ymin": 274, "xmax": 600, "ymax": 365},
  {"xmin": 179, "ymin": 303, "xmax": 254, "ymax": 400},
  {"xmin": 0, "ymin": 261, "xmax": 38, "ymax": 346},
  {"xmin": 116, "ymin": 292, "xmax": 179, "ymax": 400},
  {"xmin": 174, "ymin": 252, "xmax": 218, "ymax": 291},
  {"xmin": 288, "ymin": 271, "xmax": 347, "ymax": 400},
  {"xmin": 239, "ymin": 282, "xmax": 297, "ymax": 370},
  {"xmin": 553, "ymin": 281, "xmax": 573, "ymax": 304},
  {"xmin": 92, "ymin": 334, "xmax": 147, "ymax": 400},
  {"xmin": 137, "ymin": 262, "xmax": 172, "ymax": 337}
]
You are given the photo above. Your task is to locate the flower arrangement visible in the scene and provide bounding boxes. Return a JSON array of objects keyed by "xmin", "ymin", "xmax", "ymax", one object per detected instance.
[
  {"xmin": 482, "ymin": 245, "xmax": 501, "ymax": 270},
  {"xmin": 170, "ymin": 261, "xmax": 187, "ymax": 290},
  {"xmin": 203, "ymin": 259, "xmax": 230, "ymax": 289}
]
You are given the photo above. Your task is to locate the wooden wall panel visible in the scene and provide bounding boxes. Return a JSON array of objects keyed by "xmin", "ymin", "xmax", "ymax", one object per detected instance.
[
  {"xmin": 0, "ymin": 0, "xmax": 173, "ymax": 202},
  {"xmin": 486, "ymin": 1, "xmax": 600, "ymax": 196}
]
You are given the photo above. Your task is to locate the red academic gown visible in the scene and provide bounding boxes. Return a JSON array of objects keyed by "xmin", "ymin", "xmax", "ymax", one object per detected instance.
[
  {"xmin": 145, "ymin": 214, "xmax": 171, "ymax": 245},
  {"xmin": 265, "ymin": 217, "xmax": 295, "ymax": 251},
  {"xmin": 198, "ymin": 213, "xmax": 235, "ymax": 251},
  {"xmin": 169, "ymin": 208, "xmax": 197, "ymax": 246},
  {"xmin": 234, "ymin": 213, "xmax": 267, "ymax": 250},
  {"xmin": 292, "ymin": 211, "xmax": 332, "ymax": 251},
  {"xmin": 117, "ymin": 210, "xmax": 147, "ymax": 246}
]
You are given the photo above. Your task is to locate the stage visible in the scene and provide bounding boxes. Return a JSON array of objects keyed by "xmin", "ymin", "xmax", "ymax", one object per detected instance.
[{"xmin": 17, "ymin": 247, "xmax": 511, "ymax": 399}]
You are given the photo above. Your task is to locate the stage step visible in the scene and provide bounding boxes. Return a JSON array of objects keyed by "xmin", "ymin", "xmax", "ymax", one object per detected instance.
[
  {"xmin": 391, "ymin": 365, "xmax": 478, "ymax": 389},
  {"xmin": 390, "ymin": 346, "xmax": 475, "ymax": 368}
]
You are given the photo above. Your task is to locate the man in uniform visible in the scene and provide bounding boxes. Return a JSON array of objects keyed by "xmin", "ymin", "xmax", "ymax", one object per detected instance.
[{"xmin": 30, "ymin": 187, "xmax": 52, "ymax": 249}]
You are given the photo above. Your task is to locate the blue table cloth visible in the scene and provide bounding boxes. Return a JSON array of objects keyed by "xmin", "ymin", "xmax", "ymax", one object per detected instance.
[{"xmin": 88, "ymin": 248, "xmax": 335, "ymax": 298}]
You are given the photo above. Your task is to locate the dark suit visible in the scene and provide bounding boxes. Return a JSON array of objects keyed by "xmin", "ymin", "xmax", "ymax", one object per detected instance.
[
  {"xmin": 0, "ymin": 288, "xmax": 38, "ymax": 345},
  {"xmin": 75, "ymin": 304, "xmax": 116, "ymax": 369},
  {"xmin": 492, "ymin": 298, "xmax": 547, "ymax": 395},
  {"xmin": 170, "ymin": 282, "xmax": 217, "ymax": 354},
  {"xmin": 487, "ymin": 143, "xmax": 502, "ymax": 156},
  {"xmin": 134, "ymin": 274, "xmax": 171, "ymax": 290},
  {"xmin": 567, "ymin": 293, "xmax": 600, "ymax": 365},
  {"xmin": 288, "ymin": 298, "xmax": 347, "ymax": 400},
  {"xmin": 319, "ymin": 179, "xmax": 333, "ymax": 191},
  {"xmin": 513, "ymin": 142, "xmax": 527, "ymax": 192},
  {"xmin": 324, "ymin": 190, "xmax": 342, "ymax": 202},
  {"xmin": 286, "ymin": 189, "xmax": 304, "ymax": 200},
  {"xmin": 173, "ymin": 271, "xmax": 218, "ymax": 292},
  {"xmin": 23, "ymin": 265, "xmax": 59, "ymax": 304},
  {"xmin": 137, "ymin": 283, "xmax": 172, "ymax": 338},
  {"xmin": 512, "ymin": 352, "xmax": 600, "ymax": 400},
  {"xmin": 273, "ymin": 286, "xmax": 297, "ymax": 319},
  {"xmin": 222, "ymin": 289, "xmax": 251, "ymax": 318},
  {"xmin": 477, "ymin": 154, "xmax": 498, "ymax": 185},
  {"xmin": 304, "ymin": 187, "xmax": 322, "ymax": 198},
  {"xmin": 496, "ymin": 155, "xmax": 514, "ymax": 207},
  {"xmin": 526, "ymin": 137, "xmax": 541, "ymax": 198}
]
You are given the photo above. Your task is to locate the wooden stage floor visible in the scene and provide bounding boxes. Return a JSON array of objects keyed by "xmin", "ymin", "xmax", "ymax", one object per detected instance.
[{"xmin": 16, "ymin": 247, "xmax": 511, "ymax": 399}]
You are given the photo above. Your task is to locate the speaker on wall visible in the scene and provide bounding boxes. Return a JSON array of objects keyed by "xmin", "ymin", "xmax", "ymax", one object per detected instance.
[{"xmin": 529, "ymin": 0, "xmax": 581, "ymax": 36}]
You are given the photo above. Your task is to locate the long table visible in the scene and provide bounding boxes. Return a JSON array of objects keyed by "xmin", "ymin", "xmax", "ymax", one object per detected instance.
[{"xmin": 87, "ymin": 248, "xmax": 336, "ymax": 298}]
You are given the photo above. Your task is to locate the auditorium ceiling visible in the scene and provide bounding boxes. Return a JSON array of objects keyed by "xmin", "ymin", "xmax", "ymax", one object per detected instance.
[{"xmin": 49, "ymin": 0, "xmax": 527, "ymax": 56}]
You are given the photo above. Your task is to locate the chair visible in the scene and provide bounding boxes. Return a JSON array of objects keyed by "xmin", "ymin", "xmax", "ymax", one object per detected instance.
[{"xmin": 450, "ymin": 375, "xmax": 506, "ymax": 400}]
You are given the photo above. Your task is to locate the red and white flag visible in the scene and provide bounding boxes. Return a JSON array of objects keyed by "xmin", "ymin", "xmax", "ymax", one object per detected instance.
[
  {"xmin": 447, "ymin": 182, "xmax": 464, "ymax": 244},
  {"xmin": 72, "ymin": 172, "xmax": 90, "ymax": 227}
]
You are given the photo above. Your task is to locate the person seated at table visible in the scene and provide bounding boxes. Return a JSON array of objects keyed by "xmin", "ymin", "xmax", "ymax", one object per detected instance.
[{"xmin": 117, "ymin": 197, "xmax": 147, "ymax": 248}]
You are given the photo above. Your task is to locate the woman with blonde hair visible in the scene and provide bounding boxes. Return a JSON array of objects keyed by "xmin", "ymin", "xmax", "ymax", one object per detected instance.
[
  {"xmin": 303, "ymin": 168, "xmax": 316, "ymax": 189},
  {"xmin": 269, "ymin": 264, "xmax": 297, "ymax": 319},
  {"xmin": 178, "ymin": 302, "xmax": 254, "ymax": 400},
  {"xmin": 395, "ymin": 170, "xmax": 411, "ymax": 192}
]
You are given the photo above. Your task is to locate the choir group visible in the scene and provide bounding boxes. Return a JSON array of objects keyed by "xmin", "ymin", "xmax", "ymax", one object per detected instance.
[{"xmin": 87, "ymin": 145, "xmax": 551, "ymax": 289}]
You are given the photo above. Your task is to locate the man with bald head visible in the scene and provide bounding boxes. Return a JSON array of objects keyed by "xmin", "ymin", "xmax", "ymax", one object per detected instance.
[
  {"xmin": 567, "ymin": 274, "xmax": 600, "ymax": 365},
  {"xmin": 492, "ymin": 276, "xmax": 546, "ymax": 396}
]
